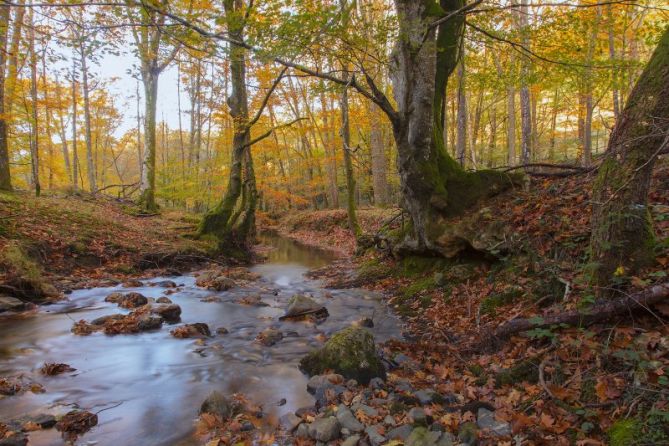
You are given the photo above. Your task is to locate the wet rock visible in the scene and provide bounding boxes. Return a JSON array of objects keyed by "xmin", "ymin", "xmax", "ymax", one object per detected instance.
[
  {"xmin": 299, "ymin": 327, "xmax": 386, "ymax": 384},
  {"xmin": 55, "ymin": 410, "xmax": 98, "ymax": 441},
  {"xmin": 199, "ymin": 391, "xmax": 239, "ymax": 420},
  {"xmin": 308, "ymin": 416, "xmax": 340, "ymax": 442},
  {"xmin": 0, "ymin": 434, "xmax": 28, "ymax": 446},
  {"xmin": 307, "ymin": 374, "xmax": 345, "ymax": 394},
  {"xmin": 150, "ymin": 303, "xmax": 181, "ymax": 322},
  {"xmin": 154, "ymin": 280, "xmax": 177, "ymax": 288},
  {"xmin": 237, "ymin": 294, "xmax": 269, "ymax": 306},
  {"xmin": 156, "ymin": 296, "xmax": 173, "ymax": 304},
  {"xmin": 118, "ymin": 292, "xmax": 148, "ymax": 309},
  {"xmin": 295, "ymin": 406, "xmax": 316, "ymax": 418},
  {"xmin": 341, "ymin": 434, "xmax": 361, "ymax": 446},
  {"xmin": 195, "ymin": 270, "xmax": 236, "ymax": 291},
  {"xmin": 295, "ymin": 422, "xmax": 309, "ymax": 438},
  {"xmin": 365, "ymin": 425, "xmax": 386, "ymax": 446},
  {"xmin": 354, "ymin": 317, "xmax": 374, "ymax": 328},
  {"xmin": 476, "ymin": 408, "xmax": 511, "ymax": 437},
  {"xmin": 40, "ymin": 363, "xmax": 76, "ymax": 376},
  {"xmin": 0, "ymin": 296, "xmax": 27, "ymax": 313},
  {"xmin": 408, "ymin": 407, "xmax": 428, "ymax": 426},
  {"xmin": 457, "ymin": 422, "xmax": 479, "ymax": 445},
  {"xmin": 388, "ymin": 424, "xmax": 413, "ymax": 441},
  {"xmin": 171, "ymin": 323, "xmax": 211, "ymax": 338},
  {"xmin": 137, "ymin": 315, "xmax": 164, "ymax": 331},
  {"xmin": 27, "ymin": 413, "xmax": 57, "ymax": 429},
  {"xmin": 279, "ymin": 413, "xmax": 302, "ymax": 432},
  {"xmin": 256, "ymin": 328, "xmax": 283, "ymax": 346},
  {"xmin": 280, "ymin": 294, "xmax": 328, "ymax": 321},
  {"xmin": 122, "ymin": 279, "xmax": 143, "ymax": 288},
  {"xmin": 336, "ymin": 405, "xmax": 364, "ymax": 433},
  {"xmin": 216, "ymin": 327, "xmax": 229, "ymax": 335},
  {"xmin": 104, "ymin": 292, "xmax": 125, "ymax": 303},
  {"xmin": 201, "ymin": 296, "xmax": 222, "ymax": 303},
  {"xmin": 90, "ymin": 314, "xmax": 125, "ymax": 326}
]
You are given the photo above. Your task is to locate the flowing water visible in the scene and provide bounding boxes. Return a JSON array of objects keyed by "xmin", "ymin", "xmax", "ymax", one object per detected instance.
[{"xmin": 0, "ymin": 234, "xmax": 401, "ymax": 446}]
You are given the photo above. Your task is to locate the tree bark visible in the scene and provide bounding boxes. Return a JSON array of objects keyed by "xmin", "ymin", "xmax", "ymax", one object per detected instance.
[
  {"xmin": 369, "ymin": 100, "xmax": 389, "ymax": 206},
  {"xmin": 138, "ymin": 71, "xmax": 159, "ymax": 211},
  {"xmin": 590, "ymin": 26, "xmax": 669, "ymax": 295},
  {"xmin": 28, "ymin": 6, "xmax": 40, "ymax": 196},
  {"xmin": 0, "ymin": 3, "xmax": 11, "ymax": 191},
  {"xmin": 456, "ymin": 58, "xmax": 467, "ymax": 166},
  {"xmin": 79, "ymin": 41, "xmax": 97, "ymax": 194},
  {"xmin": 340, "ymin": 74, "xmax": 360, "ymax": 236}
]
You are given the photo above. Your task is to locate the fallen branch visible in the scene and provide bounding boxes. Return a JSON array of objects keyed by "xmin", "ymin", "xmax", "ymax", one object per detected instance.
[{"xmin": 491, "ymin": 282, "xmax": 669, "ymax": 340}]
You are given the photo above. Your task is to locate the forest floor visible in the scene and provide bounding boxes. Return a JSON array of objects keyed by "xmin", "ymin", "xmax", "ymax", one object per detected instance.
[
  {"xmin": 0, "ymin": 191, "xmax": 222, "ymax": 301},
  {"xmin": 258, "ymin": 159, "xmax": 669, "ymax": 445}
]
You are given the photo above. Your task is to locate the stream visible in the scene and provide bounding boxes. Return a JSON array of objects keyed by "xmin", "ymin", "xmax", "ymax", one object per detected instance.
[{"xmin": 0, "ymin": 234, "xmax": 401, "ymax": 445}]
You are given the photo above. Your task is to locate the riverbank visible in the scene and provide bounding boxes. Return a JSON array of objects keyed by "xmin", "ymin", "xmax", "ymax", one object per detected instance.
[{"xmin": 0, "ymin": 191, "xmax": 223, "ymax": 309}]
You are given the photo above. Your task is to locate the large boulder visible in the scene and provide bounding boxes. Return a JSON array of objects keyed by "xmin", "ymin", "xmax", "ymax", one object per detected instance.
[
  {"xmin": 299, "ymin": 327, "xmax": 385, "ymax": 384},
  {"xmin": 150, "ymin": 303, "xmax": 181, "ymax": 322},
  {"xmin": 0, "ymin": 296, "xmax": 27, "ymax": 313},
  {"xmin": 280, "ymin": 294, "xmax": 328, "ymax": 321}
]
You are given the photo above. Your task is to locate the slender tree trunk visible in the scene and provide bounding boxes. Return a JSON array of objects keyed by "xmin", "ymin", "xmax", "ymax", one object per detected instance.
[
  {"xmin": 80, "ymin": 42, "xmax": 97, "ymax": 193},
  {"xmin": 138, "ymin": 71, "xmax": 159, "ymax": 211},
  {"xmin": 28, "ymin": 7, "xmax": 40, "ymax": 196},
  {"xmin": 71, "ymin": 63, "xmax": 79, "ymax": 191},
  {"xmin": 456, "ymin": 59, "xmax": 467, "ymax": 166},
  {"xmin": 506, "ymin": 86, "xmax": 516, "ymax": 165},
  {"xmin": 607, "ymin": 4, "xmax": 620, "ymax": 120},
  {"xmin": 549, "ymin": 88, "xmax": 559, "ymax": 160},
  {"xmin": 319, "ymin": 91, "xmax": 339, "ymax": 208},
  {"xmin": 340, "ymin": 73, "xmax": 360, "ymax": 236},
  {"xmin": 0, "ymin": 3, "xmax": 11, "ymax": 190},
  {"xmin": 369, "ymin": 100, "xmax": 389, "ymax": 206},
  {"xmin": 590, "ymin": 27, "xmax": 669, "ymax": 295},
  {"xmin": 54, "ymin": 79, "xmax": 72, "ymax": 184},
  {"xmin": 518, "ymin": 0, "xmax": 531, "ymax": 165},
  {"xmin": 583, "ymin": 6, "xmax": 602, "ymax": 167},
  {"xmin": 135, "ymin": 81, "xmax": 142, "ymax": 183}
]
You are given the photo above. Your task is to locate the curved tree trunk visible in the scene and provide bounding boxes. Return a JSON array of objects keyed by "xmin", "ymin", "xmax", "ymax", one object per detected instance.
[
  {"xmin": 590, "ymin": 26, "xmax": 669, "ymax": 295},
  {"xmin": 390, "ymin": 0, "xmax": 522, "ymax": 255}
]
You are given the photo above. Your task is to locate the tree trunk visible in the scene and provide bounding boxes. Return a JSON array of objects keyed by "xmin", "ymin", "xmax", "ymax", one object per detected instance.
[
  {"xmin": 54, "ymin": 78, "xmax": 72, "ymax": 184},
  {"xmin": 507, "ymin": 86, "xmax": 516, "ymax": 165},
  {"xmin": 389, "ymin": 0, "xmax": 522, "ymax": 254},
  {"xmin": 0, "ymin": 3, "xmax": 11, "ymax": 191},
  {"xmin": 71, "ymin": 62, "xmax": 79, "ymax": 191},
  {"xmin": 369, "ymin": 100, "xmax": 389, "ymax": 207},
  {"xmin": 607, "ymin": 4, "xmax": 620, "ymax": 120},
  {"xmin": 456, "ymin": 58, "xmax": 467, "ymax": 166},
  {"xmin": 589, "ymin": 26, "xmax": 669, "ymax": 295},
  {"xmin": 319, "ymin": 91, "xmax": 339, "ymax": 208},
  {"xmin": 80, "ymin": 42, "xmax": 97, "ymax": 194},
  {"xmin": 138, "ymin": 71, "xmax": 159, "ymax": 211},
  {"xmin": 340, "ymin": 75, "xmax": 360, "ymax": 236},
  {"xmin": 28, "ymin": 7, "xmax": 40, "ymax": 196},
  {"xmin": 518, "ymin": 0, "xmax": 531, "ymax": 165}
]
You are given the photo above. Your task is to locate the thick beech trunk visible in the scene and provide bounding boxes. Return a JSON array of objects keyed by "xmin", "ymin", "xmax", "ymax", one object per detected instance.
[
  {"xmin": 590, "ymin": 27, "xmax": 669, "ymax": 294},
  {"xmin": 390, "ymin": 0, "xmax": 522, "ymax": 255}
]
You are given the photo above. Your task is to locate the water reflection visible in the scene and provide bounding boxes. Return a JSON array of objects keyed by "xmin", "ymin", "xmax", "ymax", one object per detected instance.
[{"xmin": 0, "ymin": 235, "xmax": 400, "ymax": 445}]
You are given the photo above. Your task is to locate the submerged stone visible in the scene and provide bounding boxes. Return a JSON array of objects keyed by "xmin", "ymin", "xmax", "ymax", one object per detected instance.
[{"xmin": 280, "ymin": 294, "xmax": 328, "ymax": 320}]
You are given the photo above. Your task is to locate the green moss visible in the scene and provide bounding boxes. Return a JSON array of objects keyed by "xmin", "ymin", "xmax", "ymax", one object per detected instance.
[
  {"xmin": 0, "ymin": 241, "xmax": 57, "ymax": 301},
  {"xmin": 495, "ymin": 360, "xmax": 539, "ymax": 387},
  {"xmin": 402, "ymin": 276, "xmax": 437, "ymax": 299},
  {"xmin": 608, "ymin": 419, "xmax": 642, "ymax": 446},
  {"xmin": 481, "ymin": 287, "xmax": 524, "ymax": 315},
  {"xmin": 299, "ymin": 327, "xmax": 386, "ymax": 384}
]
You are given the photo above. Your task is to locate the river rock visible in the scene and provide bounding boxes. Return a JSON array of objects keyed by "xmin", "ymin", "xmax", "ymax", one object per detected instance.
[
  {"xmin": 195, "ymin": 270, "xmax": 236, "ymax": 291},
  {"xmin": 137, "ymin": 315, "xmax": 164, "ymax": 331},
  {"xmin": 156, "ymin": 296, "xmax": 172, "ymax": 304},
  {"xmin": 0, "ymin": 296, "xmax": 26, "ymax": 312},
  {"xmin": 307, "ymin": 374, "xmax": 344, "ymax": 394},
  {"xmin": 256, "ymin": 328, "xmax": 283, "ymax": 346},
  {"xmin": 122, "ymin": 279, "xmax": 143, "ymax": 288},
  {"xmin": 307, "ymin": 416, "xmax": 340, "ymax": 442},
  {"xmin": 365, "ymin": 425, "xmax": 386, "ymax": 446},
  {"xmin": 341, "ymin": 434, "xmax": 361, "ymax": 446},
  {"xmin": 216, "ymin": 327, "xmax": 229, "ymax": 335},
  {"xmin": 299, "ymin": 327, "xmax": 385, "ymax": 384},
  {"xmin": 354, "ymin": 317, "xmax": 374, "ymax": 328},
  {"xmin": 476, "ymin": 408, "xmax": 511, "ymax": 436},
  {"xmin": 280, "ymin": 294, "xmax": 328, "ymax": 320},
  {"xmin": 388, "ymin": 424, "xmax": 413, "ymax": 441},
  {"xmin": 199, "ymin": 391, "xmax": 240, "ymax": 420},
  {"xmin": 118, "ymin": 292, "xmax": 148, "ymax": 309},
  {"xmin": 171, "ymin": 323, "xmax": 211, "ymax": 338},
  {"xmin": 150, "ymin": 303, "xmax": 181, "ymax": 322},
  {"xmin": 336, "ymin": 405, "xmax": 364, "ymax": 432},
  {"xmin": 0, "ymin": 433, "xmax": 28, "ymax": 446},
  {"xmin": 26, "ymin": 413, "xmax": 57, "ymax": 429},
  {"xmin": 90, "ymin": 314, "xmax": 125, "ymax": 325},
  {"xmin": 408, "ymin": 407, "xmax": 428, "ymax": 426},
  {"xmin": 154, "ymin": 280, "xmax": 177, "ymax": 288},
  {"xmin": 279, "ymin": 413, "xmax": 302, "ymax": 432},
  {"xmin": 405, "ymin": 427, "xmax": 454, "ymax": 446},
  {"xmin": 104, "ymin": 292, "xmax": 125, "ymax": 303},
  {"xmin": 237, "ymin": 294, "xmax": 269, "ymax": 306}
]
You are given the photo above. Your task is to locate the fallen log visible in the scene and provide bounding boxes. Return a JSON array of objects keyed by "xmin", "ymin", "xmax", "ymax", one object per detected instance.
[{"xmin": 491, "ymin": 282, "xmax": 669, "ymax": 340}]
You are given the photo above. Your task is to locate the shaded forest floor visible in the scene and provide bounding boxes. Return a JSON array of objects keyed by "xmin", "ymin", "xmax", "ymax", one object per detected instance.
[
  {"xmin": 261, "ymin": 159, "xmax": 669, "ymax": 445},
  {"xmin": 0, "ymin": 191, "xmax": 221, "ymax": 299}
]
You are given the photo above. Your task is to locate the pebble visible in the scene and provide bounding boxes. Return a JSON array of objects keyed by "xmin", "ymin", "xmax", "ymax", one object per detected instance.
[
  {"xmin": 365, "ymin": 425, "xmax": 386, "ymax": 446},
  {"xmin": 387, "ymin": 424, "xmax": 413, "ymax": 441},
  {"xmin": 341, "ymin": 434, "xmax": 361, "ymax": 446},
  {"xmin": 408, "ymin": 407, "xmax": 428, "ymax": 426},
  {"xmin": 476, "ymin": 407, "xmax": 512, "ymax": 436},
  {"xmin": 307, "ymin": 416, "xmax": 341, "ymax": 442},
  {"xmin": 336, "ymin": 405, "xmax": 364, "ymax": 433}
]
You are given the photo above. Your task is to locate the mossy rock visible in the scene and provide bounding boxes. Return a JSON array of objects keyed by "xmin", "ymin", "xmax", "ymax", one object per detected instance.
[
  {"xmin": 299, "ymin": 327, "xmax": 386, "ymax": 384},
  {"xmin": 495, "ymin": 359, "xmax": 539, "ymax": 387},
  {"xmin": 608, "ymin": 419, "xmax": 642, "ymax": 446},
  {"xmin": 0, "ymin": 241, "xmax": 59, "ymax": 301}
]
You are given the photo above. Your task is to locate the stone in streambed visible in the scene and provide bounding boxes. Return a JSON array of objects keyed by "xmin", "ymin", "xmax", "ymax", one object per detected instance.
[
  {"xmin": 150, "ymin": 303, "xmax": 181, "ymax": 322},
  {"xmin": 195, "ymin": 270, "xmax": 236, "ymax": 291},
  {"xmin": 156, "ymin": 296, "xmax": 172, "ymax": 304},
  {"xmin": 237, "ymin": 294, "xmax": 269, "ymax": 306},
  {"xmin": 365, "ymin": 424, "xmax": 386, "ymax": 446},
  {"xmin": 153, "ymin": 280, "xmax": 177, "ymax": 288},
  {"xmin": 336, "ymin": 405, "xmax": 364, "ymax": 433},
  {"xmin": 280, "ymin": 294, "xmax": 328, "ymax": 321},
  {"xmin": 307, "ymin": 416, "xmax": 340, "ymax": 442},
  {"xmin": 279, "ymin": 413, "xmax": 302, "ymax": 432},
  {"xmin": 171, "ymin": 323, "xmax": 211, "ymax": 338},
  {"xmin": 0, "ymin": 296, "xmax": 27, "ymax": 313},
  {"xmin": 122, "ymin": 279, "xmax": 143, "ymax": 288},
  {"xmin": 0, "ymin": 433, "xmax": 28, "ymax": 446},
  {"xmin": 255, "ymin": 328, "xmax": 283, "ymax": 346},
  {"xmin": 341, "ymin": 435, "xmax": 361, "ymax": 446},
  {"xmin": 118, "ymin": 292, "xmax": 148, "ymax": 309},
  {"xmin": 299, "ymin": 327, "xmax": 385, "ymax": 385},
  {"xmin": 90, "ymin": 314, "xmax": 125, "ymax": 325},
  {"xmin": 199, "ymin": 391, "xmax": 242, "ymax": 420}
]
